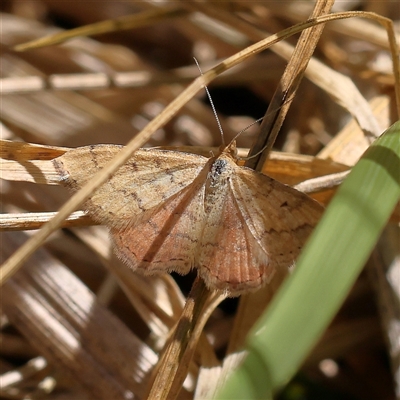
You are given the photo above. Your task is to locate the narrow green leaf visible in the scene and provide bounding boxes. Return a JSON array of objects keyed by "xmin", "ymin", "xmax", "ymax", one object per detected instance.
[{"xmin": 217, "ymin": 121, "xmax": 400, "ymax": 399}]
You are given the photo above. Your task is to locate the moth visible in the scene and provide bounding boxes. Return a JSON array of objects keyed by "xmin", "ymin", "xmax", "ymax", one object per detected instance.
[{"xmin": 53, "ymin": 142, "xmax": 323, "ymax": 296}]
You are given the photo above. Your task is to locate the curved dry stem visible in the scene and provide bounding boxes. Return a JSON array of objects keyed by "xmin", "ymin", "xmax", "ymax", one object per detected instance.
[
  {"xmin": 14, "ymin": 6, "xmax": 187, "ymax": 51},
  {"xmin": 145, "ymin": 277, "xmax": 226, "ymax": 400}
]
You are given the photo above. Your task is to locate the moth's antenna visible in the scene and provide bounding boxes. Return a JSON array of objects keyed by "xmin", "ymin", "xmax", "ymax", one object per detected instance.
[
  {"xmin": 229, "ymin": 117, "xmax": 264, "ymax": 145},
  {"xmin": 193, "ymin": 57, "xmax": 225, "ymax": 147},
  {"xmin": 234, "ymin": 95, "xmax": 294, "ymax": 161},
  {"xmin": 240, "ymin": 140, "xmax": 270, "ymax": 161}
]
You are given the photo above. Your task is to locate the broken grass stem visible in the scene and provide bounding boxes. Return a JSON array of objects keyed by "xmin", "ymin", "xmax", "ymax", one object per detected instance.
[{"xmin": 146, "ymin": 277, "xmax": 225, "ymax": 400}]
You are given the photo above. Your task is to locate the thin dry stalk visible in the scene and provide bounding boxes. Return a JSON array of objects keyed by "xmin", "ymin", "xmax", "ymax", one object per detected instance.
[{"xmin": 146, "ymin": 278, "xmax": 225, "ymax": 400}]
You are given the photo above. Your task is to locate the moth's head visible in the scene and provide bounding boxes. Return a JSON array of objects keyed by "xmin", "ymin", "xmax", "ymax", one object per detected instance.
[{"xmin": 220, "ymin": 141, "xmax": 238, "ymax": 159}]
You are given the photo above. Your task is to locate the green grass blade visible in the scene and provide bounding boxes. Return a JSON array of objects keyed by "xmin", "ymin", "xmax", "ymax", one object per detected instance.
[{"xmin": 216, "ymin": 121, "xmax": 400, "ymax": 399}]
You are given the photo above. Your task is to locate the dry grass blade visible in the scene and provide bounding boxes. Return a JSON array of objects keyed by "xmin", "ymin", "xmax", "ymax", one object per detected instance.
[
  {"xmin": 318, "ymin": 95, "xmax": 393, "ymax": 163},
  {"xmin": 1, "ymin": 159, "xmax": 62, "ymax": 184},
  {"xmin": 194, "ymin": 351, "xmax": 247, "ymax": 400},
  {"xmin": 0, "ymin": 139, "xmax": 67, "ymax": 159},
  {"xmin": 13, "ymin": 6, "xmax": 187, "ymax": 51},
  {"xmin": 0, "ymin": 69, "xmax": 195, "ymax": 93},
  {"xmin": 267, "ymin": 2, "xmax": 400, "ymax": 49},
  {"xmin": 0, "ymin": 211, "xmax": 93, "ymax": 230},
  {"xmin": 249, "ymin": 0, "xmax": 335, "ymax": 169},
  {"xmin": 293, "ymin": 170, "xmax": 350, "ymax": 193},
  {"xmin": 1, "ymin": 232, "xmax": 158, "ymax": 399},
  {"xmin": 147, "ymin": 279, "xmax": 225, "ymax": 400}
]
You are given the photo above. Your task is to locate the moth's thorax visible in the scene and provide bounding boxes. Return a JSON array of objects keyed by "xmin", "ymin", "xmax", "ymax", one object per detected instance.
[
  {"xmin": 206, "ymin": 153, "xmax": 236, "ymax": 193},
  {"xmin": 208, "ymin": 158, "xmax": 228, "ymax": 187}
]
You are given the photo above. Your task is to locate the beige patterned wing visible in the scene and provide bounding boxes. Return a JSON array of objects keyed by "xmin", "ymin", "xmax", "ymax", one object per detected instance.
[
  {"xmin": 53, "ymin": 145, "xmax": 208, "ymax": 228},
  {"xmin": 198, "ymin": 161, "xmax": 275, "ymax": 295},
  {"xmin": 110, "ymin": 169, "xmax": 208, "ymax": 275},
  {"xmin": 231, "ymin": 165, "xmax": 324, "ymax": 269}
]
